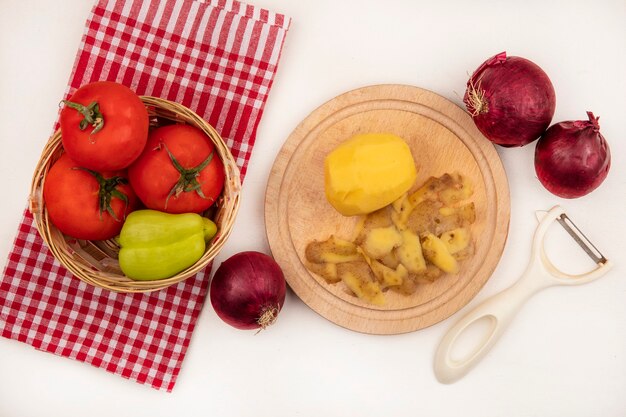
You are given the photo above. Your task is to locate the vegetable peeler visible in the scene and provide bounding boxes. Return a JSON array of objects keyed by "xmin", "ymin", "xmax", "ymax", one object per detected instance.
[{"xmin": 433, "ymin": 205, "xmax": 613, "ymax": 384}]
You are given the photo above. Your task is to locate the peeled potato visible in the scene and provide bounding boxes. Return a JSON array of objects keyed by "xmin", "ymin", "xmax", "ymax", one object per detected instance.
[{"xmin": 324, "ymin": 133, "xmax": 417, "ymax": 216}]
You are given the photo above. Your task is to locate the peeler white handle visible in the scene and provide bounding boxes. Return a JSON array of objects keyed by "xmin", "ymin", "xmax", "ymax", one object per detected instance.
[
  {"xmin": 433, "ymin": 260, "xmax": 550, "ymax": 384},
  {"xmin": 433, "ymin": 205, "xmax": 613, "ymax": 384}
]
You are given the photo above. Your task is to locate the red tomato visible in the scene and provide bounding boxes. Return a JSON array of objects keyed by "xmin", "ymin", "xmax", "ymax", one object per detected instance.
[
  {"xmin": 128, "ymin": 124, "xmax": 225, "ymax": 214},
  {"xmin": 60, "ymin": 81, "xmax": 149, "ymax": 171},
  {"xmin": 43, "ymin": 153, "xmax": 139, "ymax": 240}
]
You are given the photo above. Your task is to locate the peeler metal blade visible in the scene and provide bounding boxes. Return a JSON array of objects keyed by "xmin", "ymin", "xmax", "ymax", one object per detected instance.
[{"xmin": 535, "ymin": 209, "xmax": 608, "ymax": 265}]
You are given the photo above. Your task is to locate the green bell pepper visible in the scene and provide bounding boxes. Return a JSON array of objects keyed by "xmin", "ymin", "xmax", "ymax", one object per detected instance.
[{"xmin": 118, "ymin": 209, "xmax": 217, "ymax": 281}]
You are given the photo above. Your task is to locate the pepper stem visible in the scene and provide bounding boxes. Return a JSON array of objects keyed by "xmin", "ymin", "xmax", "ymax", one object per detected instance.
[
  {"xmin": 74, "ymin": 167, "xmax": 129, "ymax": 221},
  {"xmin": 161, "ymin": 142, "xmax": 215, "ymax": 209},
  {"xmin": 62, "ymin": 100, "xmax": 105, "ymax": 137}
]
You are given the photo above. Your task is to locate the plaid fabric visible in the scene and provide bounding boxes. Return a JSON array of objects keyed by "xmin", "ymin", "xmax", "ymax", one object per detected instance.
[{"xmin": 0, "ymin": 0, "xmax": 290, "ymax": 392}]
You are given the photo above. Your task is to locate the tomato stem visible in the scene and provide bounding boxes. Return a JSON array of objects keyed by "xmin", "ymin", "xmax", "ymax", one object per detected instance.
[
  {"xmin": 160, "ymin": 142, "xmax": 215, "ymax": 209},
  {"xmin": 73, "ymin": 168, "xmax": 129, "ymax": 222},
  {"xmin": 62, "ymin": 100, "xmax": 105, "ymax": 137}
]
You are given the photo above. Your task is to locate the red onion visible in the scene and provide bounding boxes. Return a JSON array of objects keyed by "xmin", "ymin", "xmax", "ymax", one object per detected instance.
[
  {"xmin": 464, "ymin": 51, "xmax": 556, "ymax": 147},
  {"xmin": 534, "ymin": 112, "xmax": 611, "ymax": 198},
  {"xmin": 210, "ymin": 251, "xmax": 286, "ymax": 331}
]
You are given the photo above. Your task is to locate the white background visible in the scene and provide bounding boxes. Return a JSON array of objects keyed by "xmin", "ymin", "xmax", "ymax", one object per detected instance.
[{"xmin": 1, "ymin": 0, "xmax": 625, "ymax": 416}]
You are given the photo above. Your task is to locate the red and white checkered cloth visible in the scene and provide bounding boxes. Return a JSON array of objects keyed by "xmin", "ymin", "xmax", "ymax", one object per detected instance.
[{"xmin": 0, "ymin": 0, "xmax": 290, "ymax": 392}]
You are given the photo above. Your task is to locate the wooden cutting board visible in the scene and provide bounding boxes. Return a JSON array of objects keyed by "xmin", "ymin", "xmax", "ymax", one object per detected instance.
[{"xmin": 265, "ymin": 84, "xmax": 510, "ymax": 334}]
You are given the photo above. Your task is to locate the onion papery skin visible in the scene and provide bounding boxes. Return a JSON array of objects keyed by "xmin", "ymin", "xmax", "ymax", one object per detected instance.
[
  {"xmin": 464, "ymin": 51, "xmax": 556, "ymax": 147},
  {"xmin": 534, "ymin": 112, "xmax": 611, "ymax": 199},
  {"xmin": 210, "ymin": 251, "xmax": 287, "ymax": 331}
]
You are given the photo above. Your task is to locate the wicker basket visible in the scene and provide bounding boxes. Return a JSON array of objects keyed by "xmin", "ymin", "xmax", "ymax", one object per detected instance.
[{"xmin": 29, "ymin": 96, "xmax": 241, "ymax": 293}]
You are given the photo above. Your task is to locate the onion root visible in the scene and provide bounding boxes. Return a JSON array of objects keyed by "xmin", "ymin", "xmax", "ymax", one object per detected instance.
[
  {"xmin": 256, "ymin": 306, "xmax": 280, "ymax": 333},
  {"xmin": 464, "ymin": 77, "xmax": 488, "ymax": 116}
]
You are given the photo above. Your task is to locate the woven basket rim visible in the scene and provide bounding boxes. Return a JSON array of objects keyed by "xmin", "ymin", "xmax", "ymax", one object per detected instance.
[{"xmin": 29, "ymin": 96, "xmax": 242, "ymax": 293}]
